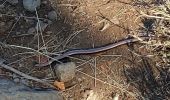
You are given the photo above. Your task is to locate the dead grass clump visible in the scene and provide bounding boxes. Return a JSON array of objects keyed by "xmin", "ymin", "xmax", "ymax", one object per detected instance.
[{"xmin": 140, "ymin": 0, "xmax": 170, "ymax": 67}]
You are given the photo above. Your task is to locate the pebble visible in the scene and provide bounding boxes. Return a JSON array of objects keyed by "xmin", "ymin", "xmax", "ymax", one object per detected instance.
[
  {"xmin": 7, "ymin": 0, "xmax": 18, "ymax": 5},
  {"xmin": 48, "ymin": 11, "xmax": 57, "ymax": 21},
  {"xmin": 0, "ymin": 5, "xmax": 5, "ymax": 8},
  {"xmin": 23, "ymin": 0, "xmax": 41, "ymax": 12},
  {"xmin": 55, "ymin": 62, "xmax": 76, "ymax": 82},
  {"xmin": 27, "ymin": 27, "xmax": 36, "ymax": 34},
  {"xmin": 13, "ymin": 78, "xmax": 20, "ymax": 83}
]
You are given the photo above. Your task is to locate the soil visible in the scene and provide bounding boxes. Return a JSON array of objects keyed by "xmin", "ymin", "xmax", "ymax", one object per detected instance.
[{"xmin": 0, "ymin": 0, "xmax": 168, "ymax": 100}]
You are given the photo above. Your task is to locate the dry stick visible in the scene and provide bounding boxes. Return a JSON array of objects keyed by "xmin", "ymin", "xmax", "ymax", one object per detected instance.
[
  {"xmin": 6, "ymin": 17, "xmax": 21, "ymax": 40},
  {"xmin": 0, "ymin": 63, "xmax": 55, "ymax": 88},
  {"xmin": 140, "ymin": 12, "xmax": 170, "ymax": 20},
  {"xmin": 94, "ymin": 57, "xmax": 97, "ymax": 87},
  {"xmin": 57, "ymin": 4, "xmax": 77, "ymax": 7},
  {"xmin": 0, "ymin": 0, "xmax": 7, "ymax": 6},
  {"xmin": 0, "ymin": 14, "xmax": 46, "ymax": 20},
  {"xmin": 35, "ymin": 8, "xmax": 56, "ymax": 79},
  {"xmin": 76, "ymin": 69, "xmax": 137, "ymax": 98},
  {"xmin": 7, "ymin": 55, "xmax": 35, "ymax": 66}
]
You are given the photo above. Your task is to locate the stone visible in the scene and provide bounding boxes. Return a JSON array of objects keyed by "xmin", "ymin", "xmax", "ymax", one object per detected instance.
[
  {"xmin": 23, "ymin": 0, "xmax": 41, "ymax": 12},
  {"xmin": 55, "ymin": 62, "xmax": 76, "ymax": 82},
  {"xmin": 0, "ymin": 4, "xmax": 5, "ymax": 8},
  {"xmin": 0, "ymin": 78, "xmax": 64, "ymax": 100},
  {"xmin": 13, "ymin": 78, "xmax": 20, "ymax": 83},
  {"xmin": 48, "ymin": 11, "xmax": 57, "ymax": 20},
  {"xmin": 27, "ymin": 27, "xmax": 36, "ymax": 34},
  {"xmin": 7, "ymin": 0, "xmax": 18, "ymax": 5}
]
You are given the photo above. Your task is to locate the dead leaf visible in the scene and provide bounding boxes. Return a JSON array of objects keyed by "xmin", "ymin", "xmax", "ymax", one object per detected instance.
[{"xmin": 54, "ymin": 81, "xmax": 65, "ymax": 90}]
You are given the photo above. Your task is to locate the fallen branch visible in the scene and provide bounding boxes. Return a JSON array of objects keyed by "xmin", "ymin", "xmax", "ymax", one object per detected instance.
[{"xmin": 0, "ymin": 62, "xmax": 55, "ymax": 88}]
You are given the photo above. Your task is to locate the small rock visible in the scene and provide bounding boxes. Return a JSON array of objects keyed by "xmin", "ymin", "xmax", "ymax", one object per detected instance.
[
  {"xmin": 77, "ymin": 78, "xmax": 82, "ymax": 82},
  {"xmin": 36, "ymin": 21, "xmax": 48, "ymax": 32},
  {"xmin": 48, "ymin": 11, "xmax": 57, "ymax": 20},
  {"xmin": 0, "ymin": 5, "xmax": 5, "ymax": 8},
  {"xmin": 13, "ymin": 78, "xmax": 20, "ymax": 83},
  {"xmin": 82, "ymin": 89, "xmax": 99, "ymax": 100},
  {"xmin": 27, "ymin": 27, "xmax": 36, "ymax": 34},
  {"xmin": 112, "ymin": 93, "xmax": 119, "ymax": 100},
  {"xmin": 7, "ymin": 0, "xmax": 18, "ymax": 5},
  {"xmin": 55, "ymin": 62, "xmax": 76, "ymax": 82},
  {"xmin": 23, "ymin": 0, "xmax": 41, "ymax": 12}
]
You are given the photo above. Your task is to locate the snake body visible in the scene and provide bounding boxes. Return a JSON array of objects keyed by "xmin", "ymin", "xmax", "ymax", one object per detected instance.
[{"xmin": 35, "ymin": 37, "xmax": 147, "ymax": 67}]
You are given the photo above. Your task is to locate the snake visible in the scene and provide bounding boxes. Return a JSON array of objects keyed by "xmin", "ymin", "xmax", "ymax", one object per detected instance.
[{"xmin": 35, "ymin": 37, "xmax": 148, "ymax": 67}]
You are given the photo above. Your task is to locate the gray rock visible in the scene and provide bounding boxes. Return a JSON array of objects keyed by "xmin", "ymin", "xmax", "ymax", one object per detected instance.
[
  {"xmin": 27, "ymin": 27, "xmax": 36, "ymax": 34},
  {"xmin": 13, "ymin": 78, "xmax": 20, "ymax": 83},
  {"xmin": 0, "ymin": 4, "xmax": 5, "ymax": 8},
  {"xmin": 7, "ymin": 0, "xmax": 18, "ymax": 5},
  {"xmin": 0, "ymin": 78, "xmax": 63, "ymax": 100},
  {"xmin": 23, "ymin": 0, "xmax": 41, "ymax": 12},
  {"xmin": 48, "ymin": 11, "xmax": 57, "ymax": 20},
  {"xmin": 55, "ymin": 62, "xmax": 76, "ymax": 82}
]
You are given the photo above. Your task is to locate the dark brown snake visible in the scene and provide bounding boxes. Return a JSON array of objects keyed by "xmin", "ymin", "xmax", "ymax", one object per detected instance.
[{"xmin": 35, "ymin": 37, "xmax": 148, "ymax": 67}]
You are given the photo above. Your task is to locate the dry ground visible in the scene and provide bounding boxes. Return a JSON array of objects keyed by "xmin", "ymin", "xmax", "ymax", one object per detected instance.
[{"xmin": 0, "ymin": 0, "xmax": 169, "ymax": 100}]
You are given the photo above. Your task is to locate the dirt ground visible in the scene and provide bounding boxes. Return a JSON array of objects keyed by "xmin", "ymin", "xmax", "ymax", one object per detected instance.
[{"xmin": 0, "ymin": 0, "xmax": 169, "ymax": 100}]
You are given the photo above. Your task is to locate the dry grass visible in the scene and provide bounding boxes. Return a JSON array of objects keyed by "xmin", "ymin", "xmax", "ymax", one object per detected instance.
[
  {"xmin": 0, "ymin": 0, "xmax": 170, "ymax": 99},
  {"xmin": 125, "ymin": 0, "xmax": 170, "ymax": 99},
  {"xmin": 139, "ymin": 0, "xmax": 170, "ymax": 67}
]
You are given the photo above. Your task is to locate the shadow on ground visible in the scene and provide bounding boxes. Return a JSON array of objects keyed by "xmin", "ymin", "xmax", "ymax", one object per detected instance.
[{"xmin": 124, "ymin": 57, "xmax": 170, "ymax": 100}]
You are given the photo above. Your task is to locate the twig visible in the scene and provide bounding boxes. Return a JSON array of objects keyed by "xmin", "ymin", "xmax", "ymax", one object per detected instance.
[
  {"xmin": 7, "ymin": 55, "xmax": 35, "ymax": 66},
  {"xmin": 76, "ymin": 69, "xmax": 137, "ymax": 98},
  {"xmin": 57, "ymin": 4, "xmax": 77, "ymax": 7},
  {"xmin": 5, "ymin": 17, "xmax": 21, "ymax": 40},
  {"xmin": 140, "ymin": 11, "xmax": 170, "ymax": 20},
  {"xmin": 0, "ymin": 63, "xmax": 55, "ymax": 88},
  {"xmin": 94, "ymin": 57, "xmax": 97, "ymax": 87},
  {"xmin": 0, "ymin": 0, "xmax": 7, "ymax": 6},
  {"xmin": 0, "ymin": 14, "xmax": 46, "ymax": 20},
  {"xmin": 35, "ymin": 8, "xmax": 55, "ymax": 78}
]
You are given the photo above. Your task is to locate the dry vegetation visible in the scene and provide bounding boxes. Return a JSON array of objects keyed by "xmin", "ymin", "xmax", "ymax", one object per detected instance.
[{"xmin": 0, "ymin": 0, "xmax": 170, "ymax": 100}]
